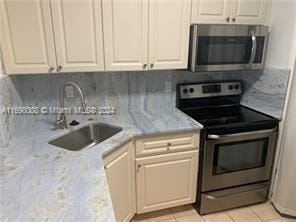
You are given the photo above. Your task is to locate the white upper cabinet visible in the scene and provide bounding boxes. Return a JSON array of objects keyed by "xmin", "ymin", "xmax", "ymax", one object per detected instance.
[
  {"xmin": 0, "ymin": 0, "xmax": 56, "ymax": 74},
  {"xmin": 1, "ymin": 0, "xmax": 104, "ymax": 74},
  {"xmin": 1, "ymin": 0, "xmax": 270, "ymax": 74},
  {"xmin": 191, "ymin": 0, "xmax": 270, "ymax": 25},
  {"xmin": 191, "ymin": 0, "xmax": 232, "ymax": 24},
  {"xmin": 102, "ymin": 0, "xmax": 191, "ymax": 71},
  {"xmin": 149, "ymin": 0, "xmax": 191, "ymax": 70},
  {"xmin": 102, "ymin": 0, "xmax": 148, "ymax": 71},
  {"xmin": 231, "ymin": 0, "xmax": 268, "ymax": 24},
  {"xmin": 51, "ymin": 0, "xmax": 105, "ymax": 72}
]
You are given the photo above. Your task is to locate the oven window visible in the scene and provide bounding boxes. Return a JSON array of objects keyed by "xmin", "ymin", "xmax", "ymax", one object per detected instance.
[
  {"xmin": 197, "ymin": 36, "xmax": 252, "ymax": 65},
  {"xmin": 212, "ymin": 138, "xmax": 269, "ymax": 175}
]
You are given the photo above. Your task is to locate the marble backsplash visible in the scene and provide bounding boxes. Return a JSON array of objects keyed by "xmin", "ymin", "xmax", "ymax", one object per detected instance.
[
  {"xmin": 240, "ymin": 68, "xmax": 291, "ymax": 118},
  {"xmin": 0, "ymin": 68, "xmax": 290, "ymax": 147}
]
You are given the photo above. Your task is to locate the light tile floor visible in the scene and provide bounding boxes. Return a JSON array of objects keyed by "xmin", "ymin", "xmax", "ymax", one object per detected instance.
[{"xmin": 133, "ymin": 202, "xmax": 296, "ymax": 222}]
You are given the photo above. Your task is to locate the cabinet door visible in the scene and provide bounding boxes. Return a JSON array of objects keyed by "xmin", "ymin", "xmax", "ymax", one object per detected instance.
[
  {"xmin": 136, "ymin": 150, "xmax": 198, "ymax": 213},
  {"xmin": 0, "ymin": 0, "xmax": 56, "ymax": 74},
  {"xmin": 50, "ymin": 0, "xmax": 104, "ymax": 72},
  {"xmin": 191, "ymin": 0, "xmax": 232, "ymax": 24},
  {"xmin": 149, "ymin": 0, "xmax": 191, "ymax": 70},
  {"xmin": 231, "ymin": 0, "xmax": 268, "ymax": 24},
  {"xmin": 102, "ymin": 0, "xmax": 148, "ymax": 71},
  {"xmin": 104, "ymin": 141, "xmax": 136, "ymax": 222}
]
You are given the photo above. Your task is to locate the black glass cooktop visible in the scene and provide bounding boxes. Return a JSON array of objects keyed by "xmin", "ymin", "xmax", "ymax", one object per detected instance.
[
  {"xmin": 176, "ymin": 82, "xmax": 279, "ymax": 134},
  {"xmin": 182, "ymin": 105, "xmax": 278, "ymax": 132}
]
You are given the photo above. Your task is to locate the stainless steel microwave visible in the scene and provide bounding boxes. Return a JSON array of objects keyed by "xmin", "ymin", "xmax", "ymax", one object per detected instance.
[{"xmin": 189, "ymin": 25, "xmax": 269, "ymax": 72}]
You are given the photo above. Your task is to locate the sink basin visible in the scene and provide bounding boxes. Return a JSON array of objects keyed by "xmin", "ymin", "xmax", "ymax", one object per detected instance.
[{"xmin": 49, "ymin": 123, "xmax": 122, "ymax": 151}]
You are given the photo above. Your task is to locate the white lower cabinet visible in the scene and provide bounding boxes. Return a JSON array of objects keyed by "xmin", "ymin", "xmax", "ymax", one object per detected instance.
[
  {"xmin": 104, "ymin": 131, "xmax": 199, "ymax": 221},
  {"xmin": 136, "ymin": 150, "xmax": 198, "ymax": 214},
  {"xmin": 104, "ymin": 141, "xmax": 136, "ymax": 222}
]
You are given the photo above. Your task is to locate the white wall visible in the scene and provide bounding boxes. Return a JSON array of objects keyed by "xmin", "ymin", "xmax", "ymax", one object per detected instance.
[{"xmin": 265, "ymin": 0, "xmax": 296, "ymax": 69}]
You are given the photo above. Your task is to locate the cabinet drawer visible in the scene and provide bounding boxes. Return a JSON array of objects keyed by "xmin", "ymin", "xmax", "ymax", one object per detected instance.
[{"xmin": 135, "ymin": 131, "xmax": 199, "ymax": 157}]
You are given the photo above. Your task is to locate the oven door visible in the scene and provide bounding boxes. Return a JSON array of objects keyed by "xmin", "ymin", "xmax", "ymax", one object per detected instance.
[
  {"xmin": 189, "ymin": 24, "xmax": 268, "ymax": 72},
  {"xmin": 202, "ymin": 128, "xmax": 277, "ymax": 192}
]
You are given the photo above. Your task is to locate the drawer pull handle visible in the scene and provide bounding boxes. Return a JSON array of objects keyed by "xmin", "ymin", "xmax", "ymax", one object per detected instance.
[{"xmin": 167, "ymin": 142, "xmax": 172, "ymax": 146}]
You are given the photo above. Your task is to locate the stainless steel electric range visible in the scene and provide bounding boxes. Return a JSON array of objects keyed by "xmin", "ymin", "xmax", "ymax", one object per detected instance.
[{"xmin": 176, "ymin": 81, "xmax": 279, "ymax": 215}]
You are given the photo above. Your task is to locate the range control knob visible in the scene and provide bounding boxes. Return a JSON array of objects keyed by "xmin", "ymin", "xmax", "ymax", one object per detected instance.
[
  {"xmin": 189, "ymin": 88, "xmax": 195, "ymax": 93},
  {"xmin": 228, "ymin": 85, "xmax": 234, "ymax": 90},
  {"xmin": 183, "ymin": 88, "xmax": 188, "ymax": 94},
  {"xmin": 235, "ymin": 84, "xmax": 240, "ymax": 90}
]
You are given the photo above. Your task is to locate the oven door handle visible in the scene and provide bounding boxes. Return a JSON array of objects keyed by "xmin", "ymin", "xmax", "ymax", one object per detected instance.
[
  {"xmin": 208, "ymin": 127, "xmax": 277, "ymax": 140},
  {"xmin": 247, "ymin": 30, "xmax": 257, "ymax": 68}
]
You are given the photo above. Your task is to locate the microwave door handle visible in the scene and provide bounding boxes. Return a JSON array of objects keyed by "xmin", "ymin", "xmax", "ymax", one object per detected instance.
[
  {"xmin": 208, "ymin": 127, "xmax": 277, "ymax": 140},
  {"xmin": 248, "ymin": 30, "xmax": 257, "ymax": 67},
  {"xmin": 190, "ymin": 25, "xmax": 198, "ymax": 72}
]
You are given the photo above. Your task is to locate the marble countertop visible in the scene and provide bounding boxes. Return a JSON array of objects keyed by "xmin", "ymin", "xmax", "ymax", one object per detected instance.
[{"xmin": 0, "ymin": 107, "xmax": 203, "ymax": 222}]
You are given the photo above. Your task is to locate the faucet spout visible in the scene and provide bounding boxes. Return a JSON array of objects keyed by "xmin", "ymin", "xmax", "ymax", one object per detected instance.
[{"xmin": 56, "ymin": 82, "xmax": 86, "ymax": 129}]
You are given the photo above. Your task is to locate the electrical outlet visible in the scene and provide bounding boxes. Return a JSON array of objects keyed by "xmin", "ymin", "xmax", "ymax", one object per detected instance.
[
  {"xmin": 165, "ymin": 81, "xmax": 172, "ymax": 93},
  {"xmin": 65, "ymin": 85, "xmax": 75, "ymax": 98}
]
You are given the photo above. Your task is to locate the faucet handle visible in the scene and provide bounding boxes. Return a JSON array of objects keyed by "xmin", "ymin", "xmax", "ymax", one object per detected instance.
[
  {"xmin": 56, "ymin": 117, "xmax": 64, "ymax": 125},
  {"xmin": 56, "ymin": 115, "xmax": 66, "ymax": 129}
]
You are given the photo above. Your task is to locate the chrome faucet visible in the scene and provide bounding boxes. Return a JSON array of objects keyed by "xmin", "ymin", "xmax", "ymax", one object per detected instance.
[{"xmin": 56, "ymin": 82, "xmax": 87, "ymax": 129}]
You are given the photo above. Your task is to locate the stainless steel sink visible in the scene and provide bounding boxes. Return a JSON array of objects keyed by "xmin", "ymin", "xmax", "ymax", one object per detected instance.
[{"xmin": 49, "ymin": 123, "xmax": 122, "ymax": 151}]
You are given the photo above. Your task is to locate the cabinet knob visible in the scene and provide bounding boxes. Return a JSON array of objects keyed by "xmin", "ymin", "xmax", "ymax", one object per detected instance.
[
  {"xmin": 232, "ymin": 17, "xmax": 236, "ymax": 22},
  {"xmin": 137, "ymin": 164, "xmax": 142, "ymax": 171},
  {"xmin": 143, "ymin": 64, "xmax": 147, "ymax": 69},
  {"xmin": 167, "ymin": 142, "xmax": 172, "ymax": 146},
  {"xmin": 226, "ymin": 17, "xmax": 230, "ymax": 22},
  {"xmin": 48, "ymin": 66, "xmax": 55, "ymax": 72},
  {"xmin": 57, "ymin": 65, "xmax": 62, "ymax": 72},
  {"xmin": 150, "ymin": 63, "xmax": 154, "ymax": 69}
]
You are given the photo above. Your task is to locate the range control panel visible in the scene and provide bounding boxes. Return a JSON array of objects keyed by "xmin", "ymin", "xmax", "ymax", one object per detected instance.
[{"xmin": 179, "ymin": 82, "xmax": 242, "ymax": 99}]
